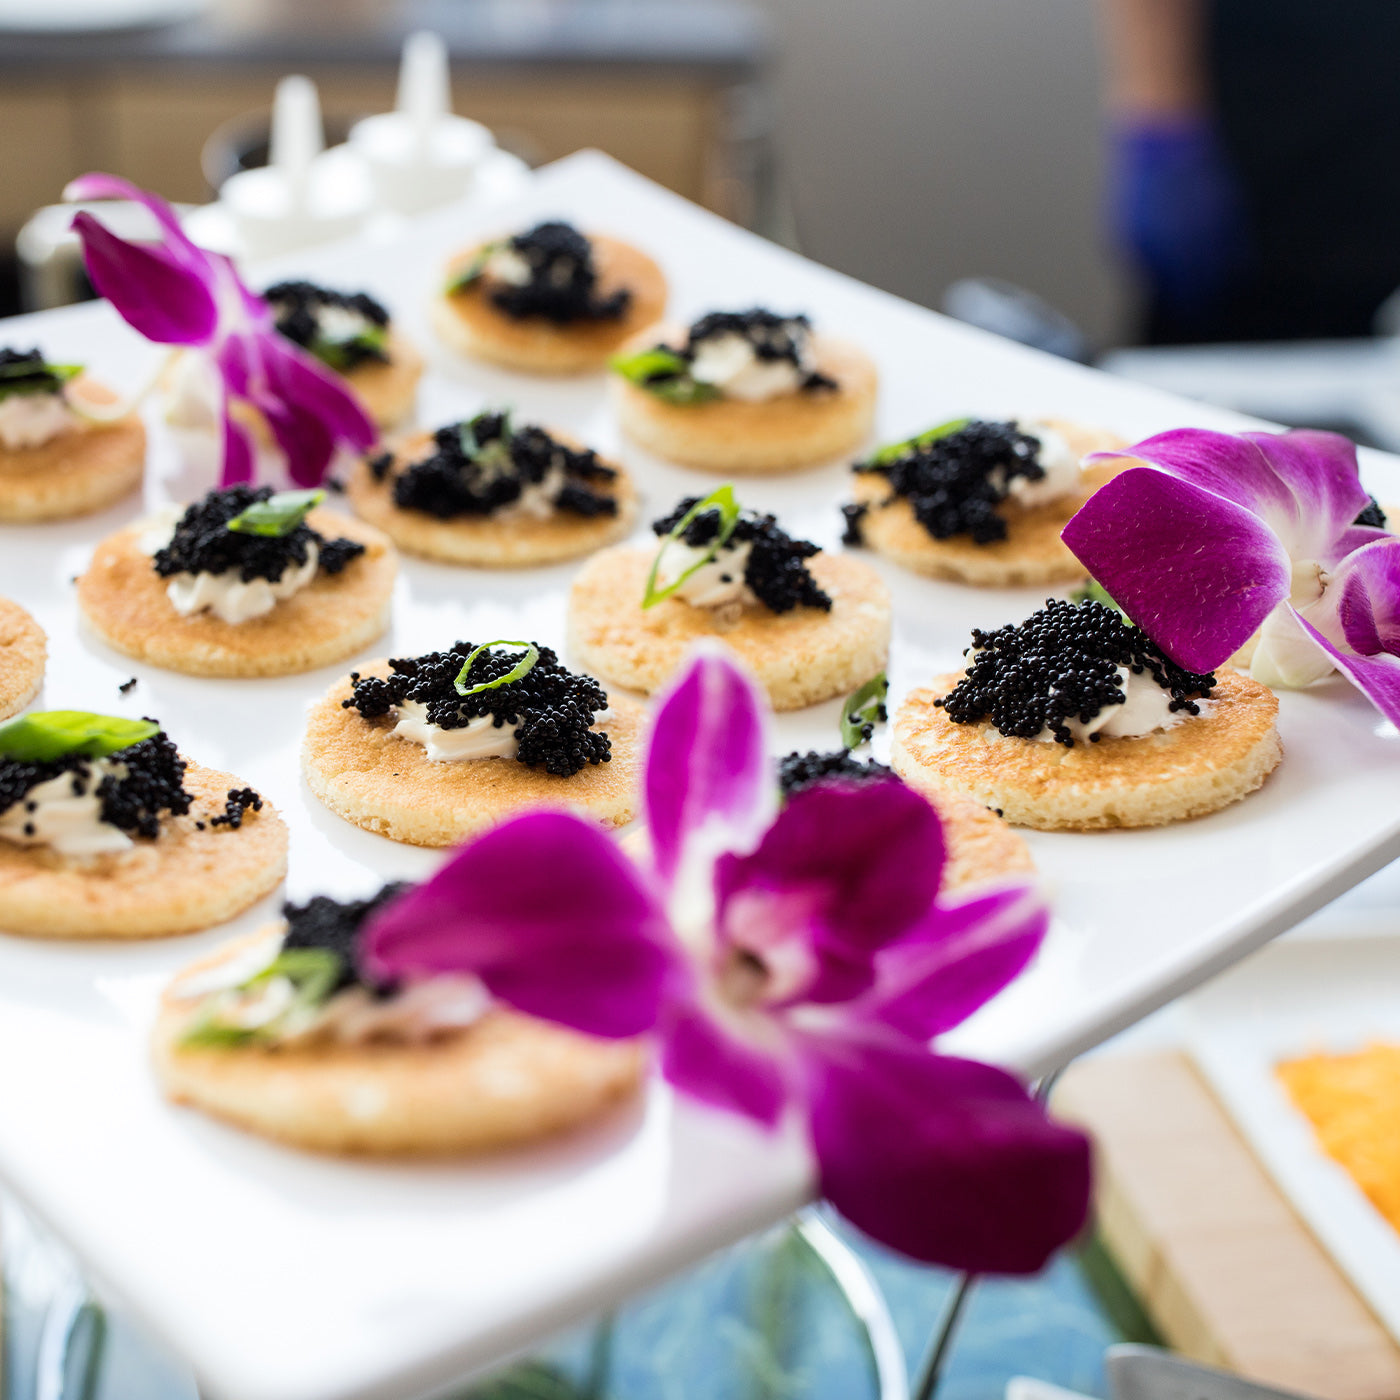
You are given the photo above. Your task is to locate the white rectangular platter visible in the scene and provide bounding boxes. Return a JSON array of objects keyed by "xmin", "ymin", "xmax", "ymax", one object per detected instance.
[
  {"xmin": 2, "ymin": 151, "xmax": 1400, "ymax": 1400},
  {"xmin": 1186, "ymin": 934, "xmax": 1400, "ymax": 1345}
]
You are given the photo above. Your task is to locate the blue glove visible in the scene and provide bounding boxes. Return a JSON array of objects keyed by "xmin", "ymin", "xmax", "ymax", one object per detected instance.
[{"xmin": 1111, "ymin": 117, "xmax": 1248, "ymax": 315}]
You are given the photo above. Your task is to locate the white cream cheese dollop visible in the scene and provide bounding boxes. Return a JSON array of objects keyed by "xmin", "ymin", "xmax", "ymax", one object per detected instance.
[
  {"xmin": 392, "ymin": 700, "xmax": 519, "ymax": 762},
  {"xmin": 0, "ymin": 392, "xmax": 79, "ymax": 450},
  {"xmin": 689, "ymin": 328, "xmax": 814, "ymax": 403},
  {"xmin": 657, "ymin": 539, "xmax": 756, "ymax": 609},
  {"xmin": 483, "ymin": 245, "xmax": 533, "ymax": 287},
  {"xmin": 1030, "ymin": 666, "xmax": 1204, "ymax": 744},
  {"xmin": 1004, "ymin": 419, "xmax": 1084, "ymax": 508},
  {"xmin": 139, "ymin": 511, "xmax": 321, "ymax": 624},
  {"xmin": 166, "ymin": 544, "xmax": 319, "ymax": 625},
  {"xmin": 0, "ymin": 759, "xmax": 134, "ymax": 857}
]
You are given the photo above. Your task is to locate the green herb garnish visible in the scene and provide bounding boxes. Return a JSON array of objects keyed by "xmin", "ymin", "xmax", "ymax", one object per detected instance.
[
  {"xmin": 1069, "ymin": 578, "xmax": 1124, "ymax": 614},
  {"xmin": 310, "ymin": 323, "xmax": 389, "ymax": 374},
  {"xmin": 454, "ymin": 640, "xmax": 541, "ymax": 697},
  {"xmin": 458, "ymin": 410, "xmax": 514, "ymax": 472},
  {"xmin": 226, "ymin": 489, "xmax": 325, "ymax": 538},
  {"xmin": 840, "ymin": 673, "xmax": 888, "ymax": 749},
  {"xmin": 445, "ymin": 242, "xmax": 501, "ymax": 295},
  {"xmin": 0, "ymin": 711, "xmax": 159, "ymax": 763},
  {"xmin": 0, "ymin": 359, "xmax": 81, "ymax": 401},
  {"xmin": 866, "ymin": 417, "xmax": 973, "ymax": 467},
  {"xmin": 609, "ymin": 347, "xmax": 721, "ymax": 406},
  {"xmin": 180, "ymin": 948, "xmax": 344, "ymax": 1048},
  {"xmin": 642, "ymin": 485, "xmax": 743, "ymax": 609}
]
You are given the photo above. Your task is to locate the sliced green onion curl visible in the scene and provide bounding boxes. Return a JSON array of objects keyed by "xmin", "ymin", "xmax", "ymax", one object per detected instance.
[
  {"xmin": 454, "ymin": 640, "xmax": 541, "ymax": 697},
  {"xmin": 642, "ymin": 485, "xmax": 743, "ymax": 610},
  {"xmin": 458, "ymin": 409, "xmax": 514, "ymax": 471},
  {"xmin": 840, "ymin": 673, "xmax": 888, "ymax": 750},
  {"xmin": 0, "ymin": 711, "xmax": 159, "ymax": 762},
  {"xmin": 445, "ymin": 241, "xmax": 500, "ymax": 295},
  {"xmin": 226, "ymin": 489, "xmax": 325, "ymax": 537}
]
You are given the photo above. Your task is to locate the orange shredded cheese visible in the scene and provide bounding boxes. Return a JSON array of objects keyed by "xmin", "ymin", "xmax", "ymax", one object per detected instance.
[{"xmin": 1277, "ymin": 1043, "xmax": 1400, "ymax": 1233}]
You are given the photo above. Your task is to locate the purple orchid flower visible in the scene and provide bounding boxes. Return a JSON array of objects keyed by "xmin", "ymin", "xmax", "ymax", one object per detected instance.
[
  {"xmin": 363, "ymin": 648, "xmax": 1091, "ymax": 1274},
  {"xmin": 1062, "ymin": 427, "xmax": 1400, "ymax": 724},
  {"xmin": 64, "ymin": 173, "xmax": 374, "ymax": 487}
]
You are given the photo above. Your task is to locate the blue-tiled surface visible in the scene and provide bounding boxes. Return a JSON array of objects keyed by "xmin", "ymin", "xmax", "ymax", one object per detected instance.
[{"xmin": 3, "ymin": 1201, "xmax": 1122, "ymax": 1400}]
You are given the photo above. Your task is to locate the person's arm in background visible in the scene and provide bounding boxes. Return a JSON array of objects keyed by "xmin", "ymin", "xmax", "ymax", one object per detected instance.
[{"xmin": 1098, "ymin": 0, "xmax": 1246, "ymax": 325}]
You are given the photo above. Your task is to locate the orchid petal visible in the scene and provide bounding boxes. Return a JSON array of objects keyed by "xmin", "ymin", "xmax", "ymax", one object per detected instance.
[
  {"xmin": 70, "ymin": 212, "xmax": 218, "ymax": 346},
  {"xmin": 1095, "ymin": 427, "xmax": 1372, "ymax": 562},
  {"xmin": 361, "ymin": 812, "xmax": 677, "ymax": 1039},
  {"xmin": 1294, "ymin": 609, "xmax": 1400, "ymax": 729},
  {"xmin": 660, "ymin": 1000, "xmax": 789, "ymax": 1129},
  {"xmin": 645, "ymin": 646, "xmax": 776, "ymax": 901},
  {"xmin": 65, "ymin": 173, "xmax": 206, "ymax": 268},
  {"xmin": 1333, "ymin": 537, "xmax": 1400, "ymax": 657},
  {"xmin": 805, "ymin": 1037, "xmax": 1091, "ymax": 1272},
  {"xmin": 263, "ymin": 335, "xmax": 374, "ymax": 451},
  {"xmin": 1062, "ymin": 465, "xmax": 1291, "ymax": 672},
  {"xmin": 221, "ymin": 409, "xmax": 255, "ymax": 486},
  {"xmin": 714, "ymin": 780, "xmax": 948, "ymax": 1006},
  {"xmin": 861, "ymin": 882, "xmax": 1049, "ymax": 1039}
]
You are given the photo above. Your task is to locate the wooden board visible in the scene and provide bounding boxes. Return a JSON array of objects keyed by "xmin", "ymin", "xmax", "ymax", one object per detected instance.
[{"xmin": 1056, "ymin": 1052, "xmax": 1400, "ymax": 1400}]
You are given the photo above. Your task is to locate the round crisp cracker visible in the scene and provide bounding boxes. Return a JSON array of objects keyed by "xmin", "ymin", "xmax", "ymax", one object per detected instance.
[
  {"xmin": 851, "ymin": 421, "xmax": 1127, "ymax": 586},
  {"xmin": 0, "ymin": 597, "xmax": 45, "ymax": 720},
  {"xmin": 341, "ymin": 329, "xmax": 423, "ymax": 429},
  {"xmin": 346, "ymin": 431, "xmax": 638, "ymax": 567},
  {"xmin": 0, "ymin": 379, "xmax": 145, "ymax": 522},
  {"xmin": 0, "ymin": 761, "xmax": 288, "ymax": 939},
  {"xmin": 568, "ymin": 546, "xmax": 891, "ymax": 711},
  {"xmin": 891, "ymin": 669, "xmax": 1282, "ymax": 831},
  {"xmin": 152, "ymin": 929, "xmax": 645, "ymax": 1156},
  {"xmin": 303, "ymin": 670, "xmax": 646, "ymax": 846},
  {"xmin": 432, "ymin": 235, "xmax": 668, "ymax": 374},
  {"xmin": 613, "ymin": 326, "xmax": 878, "ymax": 474},
  {"xmin": 77, "ymin": 508, "xmax": 397, "ymax": 678}
]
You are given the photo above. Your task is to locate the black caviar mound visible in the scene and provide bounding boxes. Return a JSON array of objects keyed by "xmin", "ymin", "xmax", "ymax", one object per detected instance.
[
  {"xmin": 849, "ymin": 420, "xmax": 1046, "ymax": 546},
  {"xmin": 778, "ymin": 749, "xmax": 894, "ymax": 798},
  {"xmin": 0, "ymin": 347, "xmax": 70, "ymax": 398},
  {"xmin": 265, "ymin": 281, "xmax": 390, "ymax": 372},
  {"xmin": 343, "ymin": 642, "xmax": 612, "ymax": 778},
  {"xmin": 936, "ymin": 598, "xmax": 1216, "ymax": 748},
  {"xmin": 386, "ymin": 412, "xmax": 618, "ymax": 521},
  {"xmin": 652, "ymin": 498, "xmax": 832, "ymax": 614},
  {"xmin": 0, "ymin": 729, "xmax": 192, "ymax": 840},
  {"xmin": 281, "ymin": 882, "xmax": 412, "ymax": 995},
  {"xmin": 485, "ymin": 222, "xmax": 629, "ymax": 325},
  {"xmin": 641, "ymin": 310, "xmax": 836, "ymax": 398},
  {"xmin": 153, "ymin": 486, "xmax": 365, "ymax": 584},
  {"xmin": 1356, "ymin": 496, "xmax": 1389, "ymax": 528}
]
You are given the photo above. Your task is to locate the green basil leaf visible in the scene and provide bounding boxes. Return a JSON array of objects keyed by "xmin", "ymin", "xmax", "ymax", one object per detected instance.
[
  {"xmin": 180, "ymin": 947, "xmax": 345, "ymax": 1048},
  {"xmin": 1069, "ymin": 578, "xmax": 1125, "ymax": 615},
  {"xmin": 867, "ymin": 417, "xmax": 973, "ymax": 467},
  {"xmin": 642, "ymin": 485, "xmax": 743, "ymax": 610},
  {"xmin": 0, "ymin": 711, "xmax": 159, "ymax": 762},
  {"xmin": 609, "ymin": 347, "xmax": 720, "ymax": 405},
  {"xmin": 445, "ymin": 242, "xmax": 500, "ymax": 294},
  {"xmin": 454, "ymin": 640, "xmax": 541, "ymax": 697},
  {"xmin": 0, "ymin": 360, "xmax": 82, "ymax": 400},
  {"xmin": 840, "ymin": 672, "xmax": 888, "ymax": 750},
  {"xmin": 226, "ymin": 489, "xmax": 325, "ymax": 537}
]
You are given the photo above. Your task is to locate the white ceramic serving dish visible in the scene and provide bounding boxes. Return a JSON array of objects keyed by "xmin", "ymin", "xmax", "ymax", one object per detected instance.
[
  {"xmin": 2, "ymin": 151, "xmax": 1400, "ymax": 1400},
  {"xmin": 1186, "ymin": 933, "xmax": 1400, "ymax": 1345}
]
